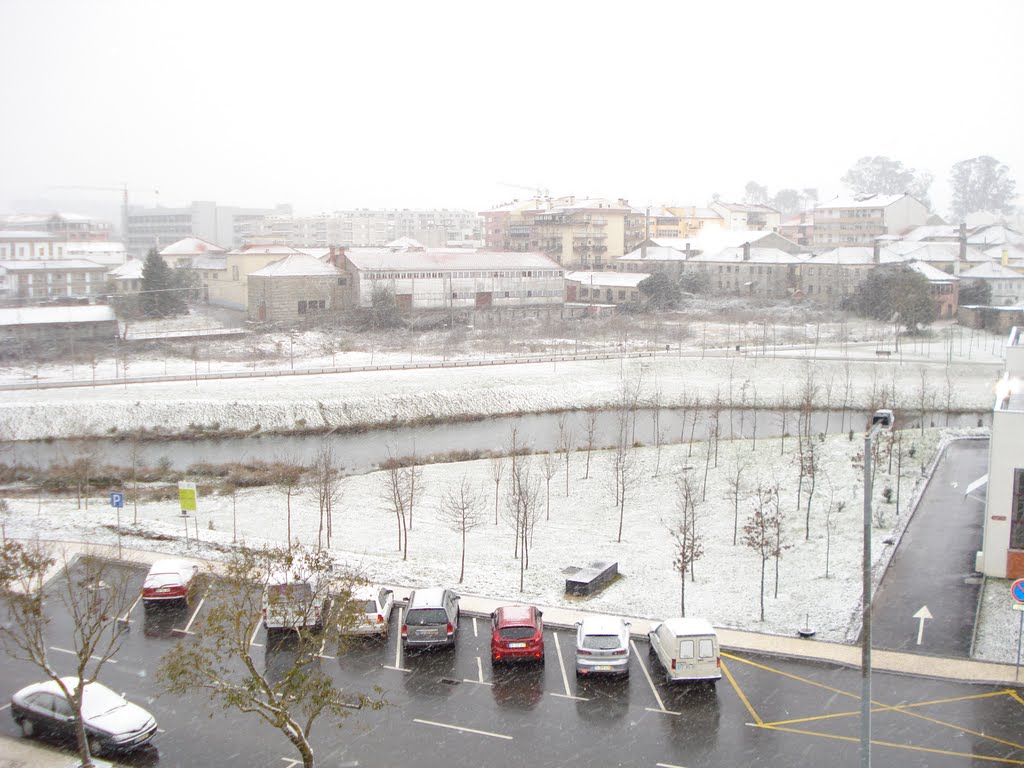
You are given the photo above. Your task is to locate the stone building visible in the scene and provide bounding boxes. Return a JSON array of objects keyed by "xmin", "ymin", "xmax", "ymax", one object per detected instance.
[{"xmin": 247, "ymin": 253, "xmax": 348, "ymax": 324}]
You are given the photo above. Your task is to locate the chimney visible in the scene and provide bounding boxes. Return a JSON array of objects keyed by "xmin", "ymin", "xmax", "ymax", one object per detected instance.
[
  {"xmin": 1002, "ymin": 248, "xmax": 1009, "ymax": 267},
  {"xmin": 872, "ymin": 241, "xmax": 880, "ymax": 264},
  {"xmin": 742, "ymin": 242, "xmax": 751, "ymax": 261},
  {"xmin": 685, "ymin": 243, "xmax": 692, "ymax": 259},
  {"xmin": 959, "ymin": 222, "xmax": 967, "ymax": 261}
]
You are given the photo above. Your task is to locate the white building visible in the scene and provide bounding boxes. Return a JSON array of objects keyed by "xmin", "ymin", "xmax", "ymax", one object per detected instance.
[
  {"xmin": 960, "ymin": 262, "xmax": 1024, "ymax": 306},
  {"xmin": 125, "ymin": 201, "xmax": 290, "ymax": 257},
  {"xmin": 977, "ymin": 327, "xmax": 1024, "ymax": 579},
  {"xmin": 813, "ymin": 193, "xmax": 929, "ymax": 247},
  {"xmin": 565, "ymin": 271, "xmax": 649, "ymax": 306},
  {"xmin": 344, "ymin": 249, "xmax": 564, "ymax": 311},
  {"xmin": 709, "ymin": 202, "xmax": 781, "ymax": 232}
]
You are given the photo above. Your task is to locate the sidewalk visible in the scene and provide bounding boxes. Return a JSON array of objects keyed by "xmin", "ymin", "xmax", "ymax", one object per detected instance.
[
  {"xmin": 27, "ymin": 540, "xmax": 1024, "ymax": 688},
  {"xmin": 0, "ymin": 735, "xmax": 112, "ymax": 768}
]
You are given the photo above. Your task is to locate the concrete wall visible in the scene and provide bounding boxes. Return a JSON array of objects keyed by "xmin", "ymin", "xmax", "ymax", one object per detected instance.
[{"xmin": 247, "ymin": 274, "xmax": 346, "ymax": 323}]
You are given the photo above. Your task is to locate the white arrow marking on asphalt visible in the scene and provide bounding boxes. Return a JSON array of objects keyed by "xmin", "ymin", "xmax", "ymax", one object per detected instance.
[{"xmin": 913, "ymin": 605, "xmax": 933, "ymax": 645}]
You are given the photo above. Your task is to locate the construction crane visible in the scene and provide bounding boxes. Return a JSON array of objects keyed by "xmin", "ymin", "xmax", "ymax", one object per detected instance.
[
  {"xmin": 47, "ymin": 183, "xmax": 133, "ymax": 241},
  {"xmin": 498, "ymin": 182, "xmax": 550, "ymax": 199}
]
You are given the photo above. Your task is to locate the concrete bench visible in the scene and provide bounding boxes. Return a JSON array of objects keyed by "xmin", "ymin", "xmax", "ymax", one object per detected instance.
[
  {"xmin": 564, "ymin": 560, "xmax": 618, "ymax": 596},
  {"xmin": 875, "ymin": 350, "xmax": 893, "ymax": 357}
]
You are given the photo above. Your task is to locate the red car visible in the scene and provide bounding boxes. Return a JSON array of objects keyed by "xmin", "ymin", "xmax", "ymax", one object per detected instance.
[
  {"xmin": 142, "ymin": 559, "xmax": 199, "ymax": 605},
  {"xmin": 490, "ymin": 605, "xmax": 544, "ymax": 664}
]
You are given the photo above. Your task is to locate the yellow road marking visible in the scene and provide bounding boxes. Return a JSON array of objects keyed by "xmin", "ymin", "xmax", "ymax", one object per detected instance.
[
  {"xmin": 720, "ymin": 658, "xmax": 762, "ymax": 726},
  {"xmin": 721, "ymin": 651, "xmax": 861, "ymax": 700},
  {"xmin": 1010, "ymin": 690, "xmax": 1024, "ymax": 708},
  {"xmin": 765, "ymin": 689, "xmax": 1013, "ymax": 727},
  {"xmin": 757, "ymin": 723, "xmax": 1024, "ymax": 765}
]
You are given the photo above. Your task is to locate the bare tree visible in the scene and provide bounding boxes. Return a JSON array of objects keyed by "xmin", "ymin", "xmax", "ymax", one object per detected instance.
[
  {"xmin": 800, "ymin": 434, "xmax": 822, "ymax": 541},
  {"xmin": 822, "ymin": 372, "xmax": 835, "ymax": 434},
  {"xmin": 128, "ymin": 437, "xmax": 141, "ymax": 523},
  {"xmin": 541, "ymin": 453, "xmax": 558, "ymax": 521},
  {"xmin": 380, "ymin": 461, "xmax": 410, "ymax": 560},
  {"xmin": 583, "ymin": 408, "xmax": 599, "ymax": 480},
  {"xmin": 489, "ymin": 456, "xmax": 506, "ymax": 525},
  {"xmin": 557, "ymin": 413, "xmax": 575, "ymax": 495},
  {"xmin": 708, "ymin": 386, "xmax": 725, "ymax": 467},
  {"xmin": 275, "ymin": 462, "xmax": 306, "ymax": 548},
  {"xmin": 914, "ymin": 366, "xmax": 935, "ymax": 436},
  {"xmin": 742, "ymin": 485, "xmax": 779, "ymax": 622},
  {"xmin": 438, "ymin": 475, "xmax": 487, "ymax": 583},
  {"xmin": 158, "ymin": 546, "xmax": 383, "ymax": 768},
  {"xmin": 309, "ymin": 444, "xmax": 343, "ymax": 550},
  {"xmin": 406, "ymin": 450, "xmax": 424, "ymax": 530},
  {"xmin": 503, "ymin": 458, "xmax": 542, "ymax": 591},
  {"xmin": 840, "ymin": 361, "xmax": 854, "ymax": 432},
  {"xmin": 724, "ymin": 451, "xmax": 750, "ymax": 545},
  {"xmin": 666, "ymin": 473, "xmax": 704, "ymax": 617},
  {"xmin": 0, "ymin": 542, "xmax": 136, "ymax": 766},
  {"xmin": 650, "ymin": 380, "xmax": 665, "ymax": 476}
]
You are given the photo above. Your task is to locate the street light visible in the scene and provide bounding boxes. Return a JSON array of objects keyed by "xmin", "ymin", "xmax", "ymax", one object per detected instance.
[{"xmin": 861, "ymin": 407, "xmax": 894, "ymax": 768}]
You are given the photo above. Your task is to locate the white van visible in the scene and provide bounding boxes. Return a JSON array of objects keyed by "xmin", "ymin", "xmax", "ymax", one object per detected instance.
[
  {"xmin": 647, "ymin": 617, "xmax": 721, "ymax": 684},
  {"xmin": 262, "ymin": 569, "xmax": 331, "ymax": 632}
]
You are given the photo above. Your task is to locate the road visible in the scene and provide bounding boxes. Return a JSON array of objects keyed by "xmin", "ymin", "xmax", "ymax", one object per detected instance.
[
  {"xmin": 2, "ymin": 557, "xmax": 1022, "ymax": 768},
  {"xmin": 871, "ymin": 439, "xmax": 988, "ymax": 656}
]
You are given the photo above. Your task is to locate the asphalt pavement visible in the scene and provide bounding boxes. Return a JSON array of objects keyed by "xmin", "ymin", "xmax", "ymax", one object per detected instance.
[{"xmin": 870, "ymin": 438, "xmax": 989, "ymax": 656}]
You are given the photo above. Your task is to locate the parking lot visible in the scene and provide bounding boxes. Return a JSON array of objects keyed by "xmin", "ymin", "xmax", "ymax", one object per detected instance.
[{"xmin": 2, "ymin": 557, "xmax": 1023, "ymax": 768}]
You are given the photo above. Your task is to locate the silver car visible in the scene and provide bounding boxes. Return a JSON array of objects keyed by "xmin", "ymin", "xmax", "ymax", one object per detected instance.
[
  {"xmin": 575, "ymin": 616, "xmax": 631, "ymax": 677},
  {"xmin": 402, "ymin": 587, "xmax": 460, "ymax": 648}
]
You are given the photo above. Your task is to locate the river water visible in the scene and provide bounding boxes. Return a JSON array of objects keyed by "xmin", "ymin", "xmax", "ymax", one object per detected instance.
[{"xmin": 0, "ymin": 408, "xmax": 987, "ymax": 475}]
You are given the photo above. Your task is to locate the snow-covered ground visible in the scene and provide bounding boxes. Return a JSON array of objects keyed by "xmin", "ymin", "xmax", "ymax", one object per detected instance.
[{"xmin": 0, "ymin": 316, "xmax": 1015, "ymax": 664}]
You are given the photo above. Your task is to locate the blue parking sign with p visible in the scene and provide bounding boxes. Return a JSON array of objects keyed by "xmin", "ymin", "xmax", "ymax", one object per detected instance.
[{"xmin": 110, "ymin": 492, "xmax": 124, "ymax": 508}]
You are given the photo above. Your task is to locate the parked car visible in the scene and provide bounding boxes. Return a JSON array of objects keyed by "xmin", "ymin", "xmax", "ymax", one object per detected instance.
[
  {"xmin": 490, "ymin": 604, "xmax": 544, "ymax": 664},
  {"xmin": 346, "ymin": 585, "xmax": 394, "ymax": 637},
  {"xmin": 575, "ymin": 615, "xmax": 631, "ymax": 677},
  {"xmin": 402, "ymin": 587, "xmax": 459, "ymax": 648},
  {"xmin": 142, "ymin": 559, "xmax": 199, "ymax": 605},
  {"xmin": 647, "ymin": 617, "xmax": 721, "ymax": 684},
  {"xmin": 11, "ymin": 678, "xmax": 157, "ymax": 756},
  {"xmin": 262, "ymin": 568, "xmax": 331, "ymax": 632}
]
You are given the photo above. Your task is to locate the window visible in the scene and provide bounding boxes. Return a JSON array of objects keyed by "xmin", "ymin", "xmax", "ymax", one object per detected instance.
[
  {"xmin": 298, "ymin": 300, "xmax": 307, "ymax": 314},
  {"xmin": 232, "ymin": 266, "xmax": 239, "ymax": 280}
]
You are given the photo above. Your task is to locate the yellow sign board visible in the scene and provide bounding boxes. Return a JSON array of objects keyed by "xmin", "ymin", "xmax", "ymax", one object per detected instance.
[{"xmin": 178, "ymin": 481, "xmax": 198, "ymax": 513}]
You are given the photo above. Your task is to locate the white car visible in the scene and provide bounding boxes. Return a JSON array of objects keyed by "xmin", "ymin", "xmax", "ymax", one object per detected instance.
[
  {"xmin": 142, "ymin": 559, "xmax": 199, "ymax": 605},
  {"xmin": 647, "ymin": 617, "xmax": 721, "ymax": 684},
  {"xmin": 346, "ymin": 586, "xmax": 394, "ymax": 637},
  {"xmin": 575, "ymin": 615, "xmax": 631, "ymax": 677},
  {"xmin": 11, "ymin": 678, "xmax": 157, "ymax": 756}
]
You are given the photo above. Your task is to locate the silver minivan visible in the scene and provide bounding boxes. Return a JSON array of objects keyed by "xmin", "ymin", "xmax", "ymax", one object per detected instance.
[
  {"xmin": 401, "ymin": 587, "xmax": 460, "ymax": 648},
  {"xmin": 647, "ymin": 617, "xmax": 721, "ymax": 684}
]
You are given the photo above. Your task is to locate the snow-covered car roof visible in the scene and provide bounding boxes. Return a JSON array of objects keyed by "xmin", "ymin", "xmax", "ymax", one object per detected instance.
[{"xmin": 579, "ymin": 615, "xmax": 628, "ymax": 635}]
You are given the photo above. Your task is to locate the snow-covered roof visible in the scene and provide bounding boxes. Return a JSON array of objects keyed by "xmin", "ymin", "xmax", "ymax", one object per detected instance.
[
  {"xmin": 885, "ymin": 241, "xmax": 990, "ymax": 262},
  {"xmin": 385, "ymin": 236, "xmax": 426, "ymax": 250},
  {"xmin": 688, "ymin": 247, "xmax": 804, "ymax": 264},
  {"xmin": 346, "ymin": 249, "xmax": 561, "ymax": 272},
  {"xmin": 960, "ymin": 262, "xmax": 1024, "ymax": 279},
  {"xmin": 0, "ymin": 259, "xmax": 107, "ymax": 271},
  {"xmin": 713, "ymin": 201, "xmax": 779, "ymax": 214},
  {"xmin": 296, "ymin": 247, "xmax": 331, "ymax": 260},
  {"xmin": 907, "ymin": 260, "xmax": 958, "ymax": 282},
  {"xmin": 229, "ymin": 244, "xmax": 306, "ymax": 257},
  {"xmin": 983, "ymin": 244, "xmax": 1024, "ymax": 263},
  {"xmin": 647, "ymin": 230, "xmax": 793, "ymax": 255},
  {"xmin": 64, "ymin": 241, "xmax": 126, "ymax": 254},
  {"xmin": 250, "ymin": 254, "xmax": 342, "ymax": 278},
  {"xmin": 0, "ymin": 305, "xmax": 116, "ymax": 326},
  {"xmin": 620, "ymin": 245, "xmax": 689, "ymax": 262},
  {"xmin": 0, "ymin": 230, "xmax": 58, "ymax": 240},
  {"xmin": 900, "ymin": 224, "xmax": 962, "ymax": 241},
  {"xmin": 816, "ymin": 193, "xmax": 911, "ymax": 210},
  {"xmin": 565, "ymin": 271, "xmax": 650, "ymax": 288},
  {"xmin": 160, "ymin": 237, "xmax": 226, "ymax": 256},
  {"xmin": 804, "ymin": 247, "xmax": 905, "ymax": 265},
  {"xmin": 968, "ymin": 225, "xmax": 1024, "ymax": 248},
  {"xmin": 108, "ymin": 258, "xmax": 143, "ymax": 279}
]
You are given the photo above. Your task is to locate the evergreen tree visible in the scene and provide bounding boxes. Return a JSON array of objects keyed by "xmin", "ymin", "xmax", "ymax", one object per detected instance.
[
  {"xmin": 843, "ymin": 265, "xmax": 936, "ymax": 332},
  {"xmin": 959, "ymin": 280, "xmax": 992, "ymax": 306},
  {"xmin": 139, "ymin": 249, "xmax": 187, "ymax": 317},
  {"xmin": 638, "ymin": 271, "xmax": 681, "ymax": 310},
  {"xmin": 949, "ymin": 155, "xmax": 1017, "ymax": 219}
]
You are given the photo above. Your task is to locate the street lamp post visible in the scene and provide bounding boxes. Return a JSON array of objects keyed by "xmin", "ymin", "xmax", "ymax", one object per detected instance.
[{"xmin": 861, "ymin": 408, "xmax": 894, "ymax": 768}]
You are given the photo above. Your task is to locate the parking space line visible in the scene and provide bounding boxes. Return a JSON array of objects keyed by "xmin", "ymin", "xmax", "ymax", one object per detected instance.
[
  {"xmin": 117, "ymin": 592, "xmax": 143, "ymax": 626},
  {"xmin": 463, "ymin": 655, "xmax": 492, "ymax": 686},
  {"xmin": 472, "ymin": 616, "xmax": 478, "ymax": 637},
  {"xmin": 171, "ymin": 594, "xmax": 206, "ymax": 636},
  {"xmin": 720, "ymin": 658, "xmax": 761, "ymax": 726},
  {"xmin": 0, "ymin": 704, "xmax": 9, "ymax": 712},
  {"xmin": 549, "ymin": 631, "xmax": 588, "ymax": 701},
  {"xmin": 50, "ymin": 646, "xmax": 116, "ymax": 664},
  {"xmin": 631, "ymin": 639, "xmax": 679, "ymax": 716},
  {"xmin": 316, "ymin": 637, "xmax": 335, "ymax": 661},
  {"xmin": 383, "ymin": 605, "xmax": 410, "ymax": 672},
  {"xmin": 656, "ymin": 763, "xmax": 688, "ymax": 768},
  {"xmin": 249, "ymin": 620, "xmax": 263, "ymax": 648},
  {"xmin": 760, "ymin": 723, "xmax": 1024, "ymax": 766},
  {"xmin": 413, "ymin": 718, "xmax": 512, "ymax": 740},
  {"xmin": 280, "ymin": 758, "xmax": 301, "ymax": 768}
]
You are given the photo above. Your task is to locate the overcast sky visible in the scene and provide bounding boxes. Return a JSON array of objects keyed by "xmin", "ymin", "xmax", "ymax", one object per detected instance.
[{"xmin": 1, "ymin": 0, "xmax": 1021, "ymax": 219}]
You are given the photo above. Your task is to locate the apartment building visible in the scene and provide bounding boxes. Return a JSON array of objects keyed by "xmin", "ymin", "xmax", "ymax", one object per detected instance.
[
  {"xmin": 684, "ymin": 244, "xmax": 802, "ymax": 299},
  {"xmin": 0, "ymin": 212, "xmax": 113, "ymax": 241},
  {"xmin": 976, "ymin": 327, "xmax": 1024, "ymax": 579},
  {"xmin": 244, "ymin": 208, "xmax": 483, "ymax": 249},
  {"xmin": 812, "ymin": 193, "xmax": 929, "ymax": 247},
  {"xmin": 481, "ymin": 199, "xmax": 543, "ymax": 252},
  {"xmin": 961, "ymin": 262, "xmax": 1024, "ymax": 306},
  {"xmin": 710, "ymin": 202, "xmax": 781, "ymax": 231},
  {"xmin": 124, "ymin": 201, "xmax": 291, "ymax": 257},
  {"xmin": 0, "ymin": 259, "xmax": 109, "ymax": 300},
  {"xmin": 667, "ymin": 207, "xmax": 725, "ymax": 238}
]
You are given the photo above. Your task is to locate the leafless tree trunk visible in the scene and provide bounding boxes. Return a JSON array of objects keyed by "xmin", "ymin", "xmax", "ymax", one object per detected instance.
[
  {"xmin": 438, "ymin": 475, "xmax": 486, "ymax": 583},
  {"xmin": 666, "ymin": 471, "xmax": 704, "ymax": 616},
  {"xmin": 489, "ymin": 456, "xmax": 506, "ymax": 525},
  {"xmin": 541, "ymin": 453, "xmax": 558, "ymax": 521},
  {"xmin": 725, "ymin": 451, "xmax": 749, "ymax": 545},
  {"xmin": 583, "ymin": 408, "xmax": 598, "ymax": 480},
  {"xmin": 381, "ymin": 462, "xmax": 410, "ymax": 560},
  {"xmin": 557, "ymin": 414, "xmax": 575, "ymax": 495},
  {"xmin": 275, "ymin": 463, "xmax": 305, "ymax": 549},
  {"xmin": 309, "ymin": 444, "xmax": 343, "ymax": 550}
]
